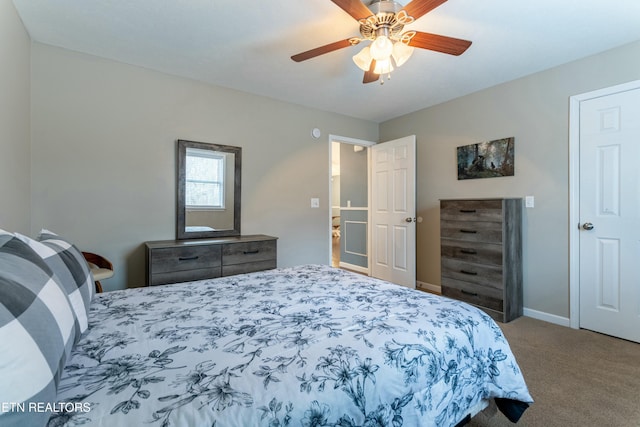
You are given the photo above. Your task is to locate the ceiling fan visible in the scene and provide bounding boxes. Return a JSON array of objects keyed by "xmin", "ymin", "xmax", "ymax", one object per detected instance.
[{"xmin": 291, "ymin": 0, "xmax": 472, "ymax": 84}]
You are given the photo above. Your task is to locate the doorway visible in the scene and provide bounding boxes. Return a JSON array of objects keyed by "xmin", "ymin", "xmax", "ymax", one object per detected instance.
[
  {"xmin": 569, "ymin": 80, "xmax": 640, "ymax": 343},
  {"xmin": 330, "ymin": 136, "xmax": 374, "ymax": 274},
  {"xmin": 329, "ymin": 134, "xmax": 417, "ymax": 288}
]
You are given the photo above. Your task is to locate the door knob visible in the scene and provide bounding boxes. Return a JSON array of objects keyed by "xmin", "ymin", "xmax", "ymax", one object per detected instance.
[
  {"xmin": 582, "ymin": 222, "xmax": 594, "ymax": 230},
  {"xmin": 405, "ymin": 217, "xmax": 415, "ymax": 223}
]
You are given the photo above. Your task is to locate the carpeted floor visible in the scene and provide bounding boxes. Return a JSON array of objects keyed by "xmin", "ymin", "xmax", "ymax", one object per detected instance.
[{"xmin": 469, "ymin": 316, "xmax": 640, "ymax": 427}]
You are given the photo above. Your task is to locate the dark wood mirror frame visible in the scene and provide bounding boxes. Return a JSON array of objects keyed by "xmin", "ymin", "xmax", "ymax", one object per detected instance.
[{"xmin": 176, "ymin": 139, "xmax": 242, "ymax": 240}]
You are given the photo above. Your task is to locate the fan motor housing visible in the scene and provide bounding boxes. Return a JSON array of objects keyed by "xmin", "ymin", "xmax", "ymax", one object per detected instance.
[
  {"xmin": 366, "ymin": 0, "xmax": 403, "ymax": 14},
  {"xmin": 361, "ymin": 0, "xmax": 407, "ymax": 40}
]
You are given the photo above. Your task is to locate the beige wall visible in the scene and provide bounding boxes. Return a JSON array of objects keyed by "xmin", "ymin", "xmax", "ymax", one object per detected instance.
[
  {"xmin": 0, "ymin": 0, "xmax": 31, "ymax": 233},
  {"xmin": 30, "ymin": 43, "xmax": 378, "ymax": 290},
  {"xmin": 380, "ymin": 40, "xmax": 640, "ymax": 319},
  {"xmin": 10, "ymin": 7, "xmax": 640, "ymax": 318}
]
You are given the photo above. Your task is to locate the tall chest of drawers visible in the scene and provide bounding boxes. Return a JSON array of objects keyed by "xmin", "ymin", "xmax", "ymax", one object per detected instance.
[
  {"xmin": 145, "ymin": 234, "xmax": 277, "ymax": 286},
  {"xmin": 440, "ymin": 199, "xmax": 522, "ymax": 322}
]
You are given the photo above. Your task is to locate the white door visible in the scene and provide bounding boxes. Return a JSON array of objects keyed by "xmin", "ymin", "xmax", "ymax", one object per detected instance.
[
  {"xmin": 578, "ymin": 84, "xmax": 640, "ymax": 343},
  {"xmin": 370, "ymin": 136, "xmax": 416, "ymax": 288}
]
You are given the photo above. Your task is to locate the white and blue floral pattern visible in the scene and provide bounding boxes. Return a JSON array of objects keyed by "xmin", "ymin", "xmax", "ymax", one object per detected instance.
[{"xmin": 50, "ymin": 265, "xmax": 532, "ymax": 427}]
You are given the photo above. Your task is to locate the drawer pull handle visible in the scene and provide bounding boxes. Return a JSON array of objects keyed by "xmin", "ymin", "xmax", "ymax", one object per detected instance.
[
  {"xmin": 461, "ymin": 289, "xmax": 479, "ymax": 297},
  {"xmin": 460, "ymin": 209, "xmax": 477, "ymax": 213},
  {"xmin": 460, "ymin": 249, "xmax": 477, "ymax": 254},
  {"xmin": 460, "ymin": 269, "xmax": 478, "ymax": 276},
  {"xmin": 243, "ymin": 250, "xmax": 260, "ymax": 255},
  {"xmin": 459, "ymin": 229, "xmax": 477, "ymax": 234},
  {"xmin": 178, "ymin": 256, "xmax": 199, "ymax": 261}
]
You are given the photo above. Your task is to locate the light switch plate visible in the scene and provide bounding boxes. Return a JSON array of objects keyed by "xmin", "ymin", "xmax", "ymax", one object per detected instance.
[
  {"xmin": 311, "ymin": 198, "xmax": 320, "ymax": 208},
  {"xmin": 525, "ymin": 196, "xmax": 534, "ymax": 208}
]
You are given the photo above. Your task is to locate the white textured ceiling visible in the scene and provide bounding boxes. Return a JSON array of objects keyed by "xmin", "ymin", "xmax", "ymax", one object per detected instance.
[{"xmin": 12, "ymin": 0, "xmax": 640, "ymax": 122}]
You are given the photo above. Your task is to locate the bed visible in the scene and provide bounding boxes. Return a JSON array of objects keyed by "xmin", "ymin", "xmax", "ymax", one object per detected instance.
[{"xmin": 0, "ymin": 231, "xmax": 532, "ymax": 427}]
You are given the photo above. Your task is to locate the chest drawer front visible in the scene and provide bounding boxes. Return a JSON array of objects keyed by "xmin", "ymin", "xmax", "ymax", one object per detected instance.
[
  {"xmin": 441, "ymin": 284, "xmax": 504, "ymax": 314},
  {"xmin": 441, "ymin": 240, "xmax": 503, "ymax": 266},
  {"xmin": 441, "ymin": 220, "xmax": 503, "ymax": 244},
  {"xmin": 440, "ymin": 200, "xmax": 503, "ymax": 222},
  {"xmin": 150, "ymin": 245, "xmax": 222, "ymax": 274},
  {"xmin": 441, "ymin": 275, "xmax": 503, "ymax": 300},
  {"xmin": 441, "ymin": 258, "xmax": 503, "ymax": 289},
  {"xmin": 223, "ymin": 240, "xmax": 276, "ymax": 266}
]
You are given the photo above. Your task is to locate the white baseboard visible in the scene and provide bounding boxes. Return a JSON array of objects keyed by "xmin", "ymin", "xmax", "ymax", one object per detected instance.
[
  {"xmin": 416, "ymin": 281, "xmax": 441, "ymax": 294},
  {"xmin": 338, "ymin": 262, "xmax": 368, "ymax": 275},
  {"xmin": 416, "ymin": 281, "xmax": 572, "ymax": 328},
  {"xmin": 522, "ymin": 307, "xmax": 571, "ymax": 327}
]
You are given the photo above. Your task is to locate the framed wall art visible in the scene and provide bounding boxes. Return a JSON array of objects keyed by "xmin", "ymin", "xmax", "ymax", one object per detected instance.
[{"xmin": 457, "ymin": 137, "xmax": 515, "ymax": 180}]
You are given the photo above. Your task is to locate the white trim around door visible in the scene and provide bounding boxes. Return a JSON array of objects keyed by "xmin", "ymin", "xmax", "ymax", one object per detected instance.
[
  {"xmin": 328, "ymin": 134, "xmax": 376, "ymax": 274},
  {"xmin": 568, "ymin": 79, "xmax": 640, "ymax": 330}
]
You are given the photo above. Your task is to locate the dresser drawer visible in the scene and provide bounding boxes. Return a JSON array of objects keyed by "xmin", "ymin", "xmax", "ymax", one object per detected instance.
[
  {"xmin": 149, "ymin": 267, "xmax": 222, "ymax": 286},
  {"xmin": 441, "ymin": 240, "xmax": 503, "ymax": 266},
  {"xmin": 441, "ymin": 275, "xmax": 503, "ymax": 299},
  {"xmin": 441, "ymin": 258, "xmax": 503, "ymax": 289},
  {"xmin": 150, "ymin": 245, "xmax": 221, "ymax": 274},
  {"xmin": 441, "ymin": 284, "xmax": 504, "ymax": 313},
  {"xmin": 222, "ymin": 240, "xmax": 276, "ymax": 266},
  {"xmin": 222, "ymin": 259, "xmax": 277, "ymax": 276},
  {"xmin": 441, "ymin": 220, "xmax": 503, "ymax": 244},
  {"xmin": 440, "ymin": 199, "xmax": 503, "ymax": 222}
]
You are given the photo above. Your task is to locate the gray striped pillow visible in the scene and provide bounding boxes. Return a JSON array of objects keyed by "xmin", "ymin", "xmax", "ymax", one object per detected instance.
[{"xmin": 0, "ymin": 230, "xmax": 78, "ymax": 427}]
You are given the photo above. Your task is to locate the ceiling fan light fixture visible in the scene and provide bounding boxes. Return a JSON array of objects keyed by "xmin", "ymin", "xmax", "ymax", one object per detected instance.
[
  {"xmin": 392, "ymin": 41, "xmax": 414, "ymax": 67},
  {"xmin": 369, "ymin": 35, "xmax": 393, "ymax": 61},
  {"xmin": 352, "ymin": 46, "xmax": 372, "ymax": 71},
  {"xmin": 291, "ymin": 0, "xmax": 473, "ymax": 85},
  {"xmin": 373, "ymin": 58, "xmax": 393, "ymax": 75}
]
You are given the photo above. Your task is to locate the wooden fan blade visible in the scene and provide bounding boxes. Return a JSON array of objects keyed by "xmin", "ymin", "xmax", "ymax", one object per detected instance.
[
  {"xmin": 363, "ymin": 60, "xmax": 379, "ymax": 84},
  {"xmin": 402, "ymin": 0, "xmax": 447, "ymax": 20},
  {"xmin": 291, "ymin": 39, "xmax": 355, "ymax": 62},
  {"xmin": 331, "ymin": 0, "xmax": 373, "ymax": 20},
  {"xmin": 408, "ymin": 31, "xmax": 472, "ymax": 56}
]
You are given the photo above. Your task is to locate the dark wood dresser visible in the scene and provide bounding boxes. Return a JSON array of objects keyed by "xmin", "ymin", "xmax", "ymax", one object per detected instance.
[
  {"xmin": 145, "ymin": 235, "xmax": 277, "ymax": 286},
  {"xmin": 440, "ymin": 199, "xmax": 522, "ymax": 322}
]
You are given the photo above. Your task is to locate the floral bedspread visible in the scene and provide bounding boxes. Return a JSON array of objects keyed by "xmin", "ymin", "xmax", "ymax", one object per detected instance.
[{"xmin": 50, "ymin": 265, "xmax": 532, "ymax": 427}]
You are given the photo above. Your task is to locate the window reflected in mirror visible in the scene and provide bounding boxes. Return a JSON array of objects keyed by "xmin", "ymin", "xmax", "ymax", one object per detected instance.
[
  {"xmin": 184, "ymin": 148, "xmax": 234, "ymax": 232},
  {"xmin": 185, "ymin": 148, "xmax": 225, "ymax": 208}
]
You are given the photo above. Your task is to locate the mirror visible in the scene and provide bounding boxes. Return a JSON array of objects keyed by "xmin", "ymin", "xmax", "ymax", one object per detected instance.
[{"xmin": 177, "ymin": 139, "xmax": 241, "ymax": 239}]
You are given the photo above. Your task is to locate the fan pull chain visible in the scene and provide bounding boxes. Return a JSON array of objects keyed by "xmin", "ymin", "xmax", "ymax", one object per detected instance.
[{"xmin": 378, "ymin": 71, "xmax": 392, "ymax": 85}]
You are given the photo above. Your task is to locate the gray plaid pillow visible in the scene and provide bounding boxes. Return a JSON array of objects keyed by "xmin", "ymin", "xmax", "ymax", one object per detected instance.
[
  {"xmin": 35, "ymin": 230, "xmax": 94, "ymax": 335},
  {"xmin": 0, "ymin": 230, "xmax": 78, "ymax": 427}
]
